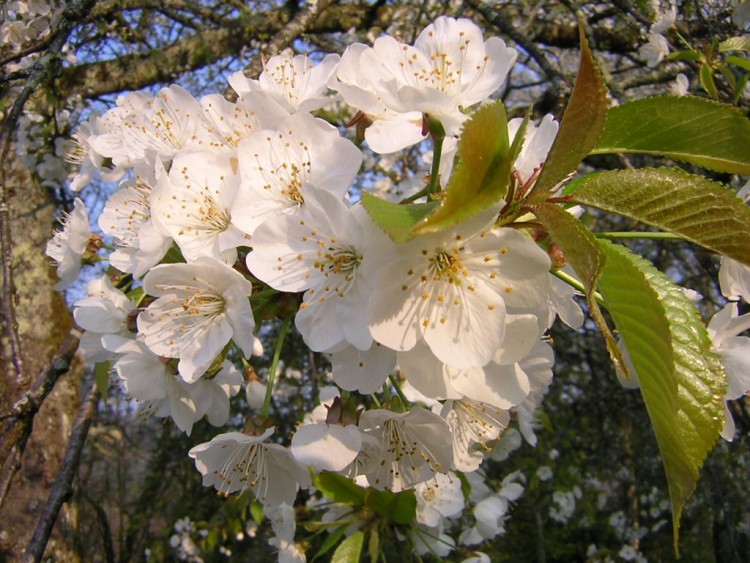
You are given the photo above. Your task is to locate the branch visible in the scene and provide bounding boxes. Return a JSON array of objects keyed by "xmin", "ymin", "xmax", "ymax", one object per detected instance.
[
  {"xmin": 245, "ymin": 0, "xmax": 338, "ymax": 76},
  {"xmin": 467, "ymin": 0, "xmax": 565, "ymax": 86},
  {"xmin": 0, "ymin": 328, "xmax": 81, "ymax": 505},
  {"xmin": 23, "ymin": 381, "xmax": 100, "ymax": 563},
  {"xmin": 57, "ymin": 2, "xmax": 389, "ymax": 100}
]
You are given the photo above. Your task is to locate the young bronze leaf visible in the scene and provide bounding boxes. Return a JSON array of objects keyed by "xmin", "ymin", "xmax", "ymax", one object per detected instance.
[
  {"xmin": 596, "ymin": 241, "xmax": 726, "ymax": 553},
  {"xmin": 530, "ymin": 17, "xmax": 609, "ymax": 194},
  {"xmin": 533, "ymin": 203, "xmax": 626, "ymax": 375},
  {"xmin": 591, "ymin": 97, "xmax": 750, "ymax": 174},
  {"xmin": 570, "ymin": 168, "xmax": 750, "ymax": 266},
  {"xmin": 412, "ymin": 101, "xmax": 510, "ymax": 235}
]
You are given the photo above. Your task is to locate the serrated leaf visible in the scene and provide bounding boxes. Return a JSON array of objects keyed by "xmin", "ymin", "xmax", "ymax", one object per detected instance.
[
  {"xmin": 719, "ymin": 36, "xmax": 750, "ymax": 52},
  {"xmin": 531, "ymin": 17, "xmax": 608, "ymax": 194},
  {"xmin": 533, "ymin": 203, "xmax": 627, "ymax": 376},
  {"xmin": 365, "ymin": 489, "xmax": 417, "ymax": 525},
  {"xmin": 360, "ymin": 193, "xmax": 438, "ymax": 243},
  {"xmin": 592, "ymin": 96, "xmax": 750, "ymax": 174},
  {"xmin": 412, "ymin": 102, "xmax": 510, "ymax": 235},
  {"xmin": 569, "ymin": 168, "xmax": 750, "ymax": 266},
  {"xmin": 726, "ymin": 55, "xmax": 750, "ymax": 71},
  {"xmin": 596, "ymin": 241, "xmax": 726, "ymax": 552},
  {"xmin": 331, "ymin": 530, "xmax": 364, "ymax": 563},
  {"xmin": 314, "ymin": 472, "xmax": 366, "ymax": 506}
]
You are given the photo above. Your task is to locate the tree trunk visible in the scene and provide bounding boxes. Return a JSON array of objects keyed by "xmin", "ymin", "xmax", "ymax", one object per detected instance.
[{"xmin": 0, "ymin": 158, "xmax": 82, "ymax": 561}]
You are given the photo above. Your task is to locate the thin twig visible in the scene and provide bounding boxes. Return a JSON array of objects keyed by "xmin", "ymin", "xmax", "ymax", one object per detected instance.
[
  {"xmin": 23, "ymin": 381, "xmax": 100, "ymax": 563},
  {"xmin": 466, "ymin": 0, "xmax": 566, "ymax": 89},
  {"xmin": 231, "ymin": 0, "xmax": 337, "ymax": 97}
]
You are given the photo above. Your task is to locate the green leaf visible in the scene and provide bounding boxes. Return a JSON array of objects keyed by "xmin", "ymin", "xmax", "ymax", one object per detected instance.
[
  {"xmin": 533, "ymin": 203, "xmax": 627, "ymax": 376},
  {"xmin": 531, "ymin": 16, "xmax": 608, "ymax": 194},
  {"xmin": 700, "ymin": 64, "xmax": 719, "ymax": 99},
  {"xmin": 596, "ymin": 241, "xmax": 726, "ymax": 552},
  {"xmin": 569, "ymin": 168, "xmax": 750, "ymax": 266},
  {"xmin": 412, "ymin": 102, "xmax": 511, "ymax": 235},
  {"xmin": 365, "ymin": 489, "xmax": 417, "ymax": 525},
  {"xmin": 331, "ymin": 530, "xmax": 364, "ymax": 563},
  {"xmin": 250, "ymin": 500, "xmax": 264, "ymax": 525},
  {"xmin": 313, "ymin": 525, "xmax": 349, "ymax": 561},
  {"xmin": 360, "ymin": 193, "xmax": 438, "ymax": 243},
  {"xmin": 161, "ymin": 243, "xmax": 186, "ymax": 264},
  {"xmin": 368, "ymin": 526, "xmax": 380, "ymax": 562},
  {"xmin": 94, "ymin": 361, "xmax": 110, "ymax": 396},
  {"xmin": 127, "ymin": 286, "xmax": 146, "ymax": 306},
  {"xmin": 592, "ymin": 96, "xmax": 750, "ymax": 174},
  {"xmin": 726, "ymin": 55, "xmax": 750, "ymax": 71},
  {"xmin": 719, "ymin": 36, "xmax": 750, "ymax": 52},
  {"xmin": 666, "ymin": 50, "xmax": 702, "ymax": 62},
  {"xmin": 735, "ymin": 73, "xmax": 750, "ymax": 105},
  {"xmin": 314, "ymin": 472, "xmax": 366, "ymax": 506}
]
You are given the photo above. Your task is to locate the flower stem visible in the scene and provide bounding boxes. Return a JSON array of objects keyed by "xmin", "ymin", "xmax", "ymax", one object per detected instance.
[
  {"xmin": 551, "ymin": 268, "xmax": 605, "ymax": 308},
  {"xmin": 261, "ymin": 312, "xmax": 293, "ymax": 419},
  {"xmin": 594, "ymin": 231, "xmax": 684, "ymax": 241},
  {"xmin": 425, "ymin": 116, "xmax": 445, "ymax": 198},
  {"xmin": 388, "ymin": 374, "xmax": 411, "ymax": 407}
]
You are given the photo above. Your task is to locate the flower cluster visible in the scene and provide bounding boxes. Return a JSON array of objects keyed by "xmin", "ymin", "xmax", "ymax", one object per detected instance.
[{"xmin": 45, "ymin": 13, "xmax": 749, "ymax": 561}]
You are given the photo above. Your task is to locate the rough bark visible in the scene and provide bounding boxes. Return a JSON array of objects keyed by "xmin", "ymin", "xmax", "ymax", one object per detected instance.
[{"xmin": 0, "ymin": 158, "xmax": 82, "ymax": 561}]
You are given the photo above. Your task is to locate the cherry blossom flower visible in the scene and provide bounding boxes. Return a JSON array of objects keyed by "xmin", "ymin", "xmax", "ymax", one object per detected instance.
[
  {"xmin": 290, "ymin": 422, "xmax": 362, "ymax": 472},
  {"xmin": 358, "ymin": 407, "xmax": 454, "ymax": 492},
  {"xmin": 121, "ymin": 85, "xmax": 202, "ymax": 164},
  {"xmin": 638, "ymin": 5, "xmax": 676, "ymax": 67},
  {"xmin": 45, "ymin": 197, "xmax": 91, "ymax": 290},
  {"xmin": 231, "ymin": 112, "xmax": 362, "ymax": 235},
  {"xmin": 230, "ymin": 52, "xmax": 340, "ymax": 113},
  {"xmin": 246, "ymin": 188, "xmax": 383, "ymax": 352},
  {"xmin": 334, "ymin": 43, "xmax": 425, "ymax": 153},
  {"xmin": 415, "ymin": 471, "xmax": 465, "ymax": 527},
  {"xmin": 367, "ymin": 218, "xmax": 551, "ymax": 369},
  {"xmin": 441, "ymin": 399, "xmax": 510, "ymax": 472},
  {"xmin": 67, "ymin": 113, "xmax": 120, "ymax": 191},
  {"xmin": 330, "ymin": 343, "xmax": 396, "ymax": 394},
  {"xmin": 98, "ymin": 165, "xmax": 173, "ymax": 278},
  {"xmin": 74, "ymin": 276, "xmax": 136, "ymax": 363},
  {"xmin": 707, "ymin": 303, "xmax": 750, "ymax": 440},
  {"xmin": 190, "ymin": 91, "xmax": 290, "ymax": 154},
  {"xmin": 151, "ymin": 152, "xmax": 249, "ymax": 264},
  {"xmin": 397, "ymin": 314, "xmax": 539, "ymax": 406},
  {"xmin": 348, "ymin": 16, "xmax": 516, "ymax": 134},
  {"xmin": 188, "ymin": 428, "xmax": 311, "ymax": 506},
  {"xmin": 106, "ymin": 338, "xmax": 241, "ymax": 435},
  {"xmin": 138, "ymin": 258, "xmax": 256, "ymax": 382},
  {"xmin": 507, "ymin": 114, "xmax": 558, "ymax": 185},
  {"xmin": 266, "ymin": 503, "xmax": 306, "ymax": 563}
]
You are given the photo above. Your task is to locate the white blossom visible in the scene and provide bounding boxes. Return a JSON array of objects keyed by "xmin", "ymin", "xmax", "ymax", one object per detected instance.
[
  {"xmin": 367, "ymin": 218, "xmax": 551, "ymax": 369},
  {"xmin": 45, "ymin": 197, "xmax": 91, "ymax": 290},
  {"xmin": 358, "ymin": 408, "xmax": 454, "ymax": 491},
  {"xmin": 138, "ymin": 258, "xmax": 256, "ymax": 382},
  {"xmin": 189, "ymin": 428, "xmax": 311, "ymax": 506}
]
